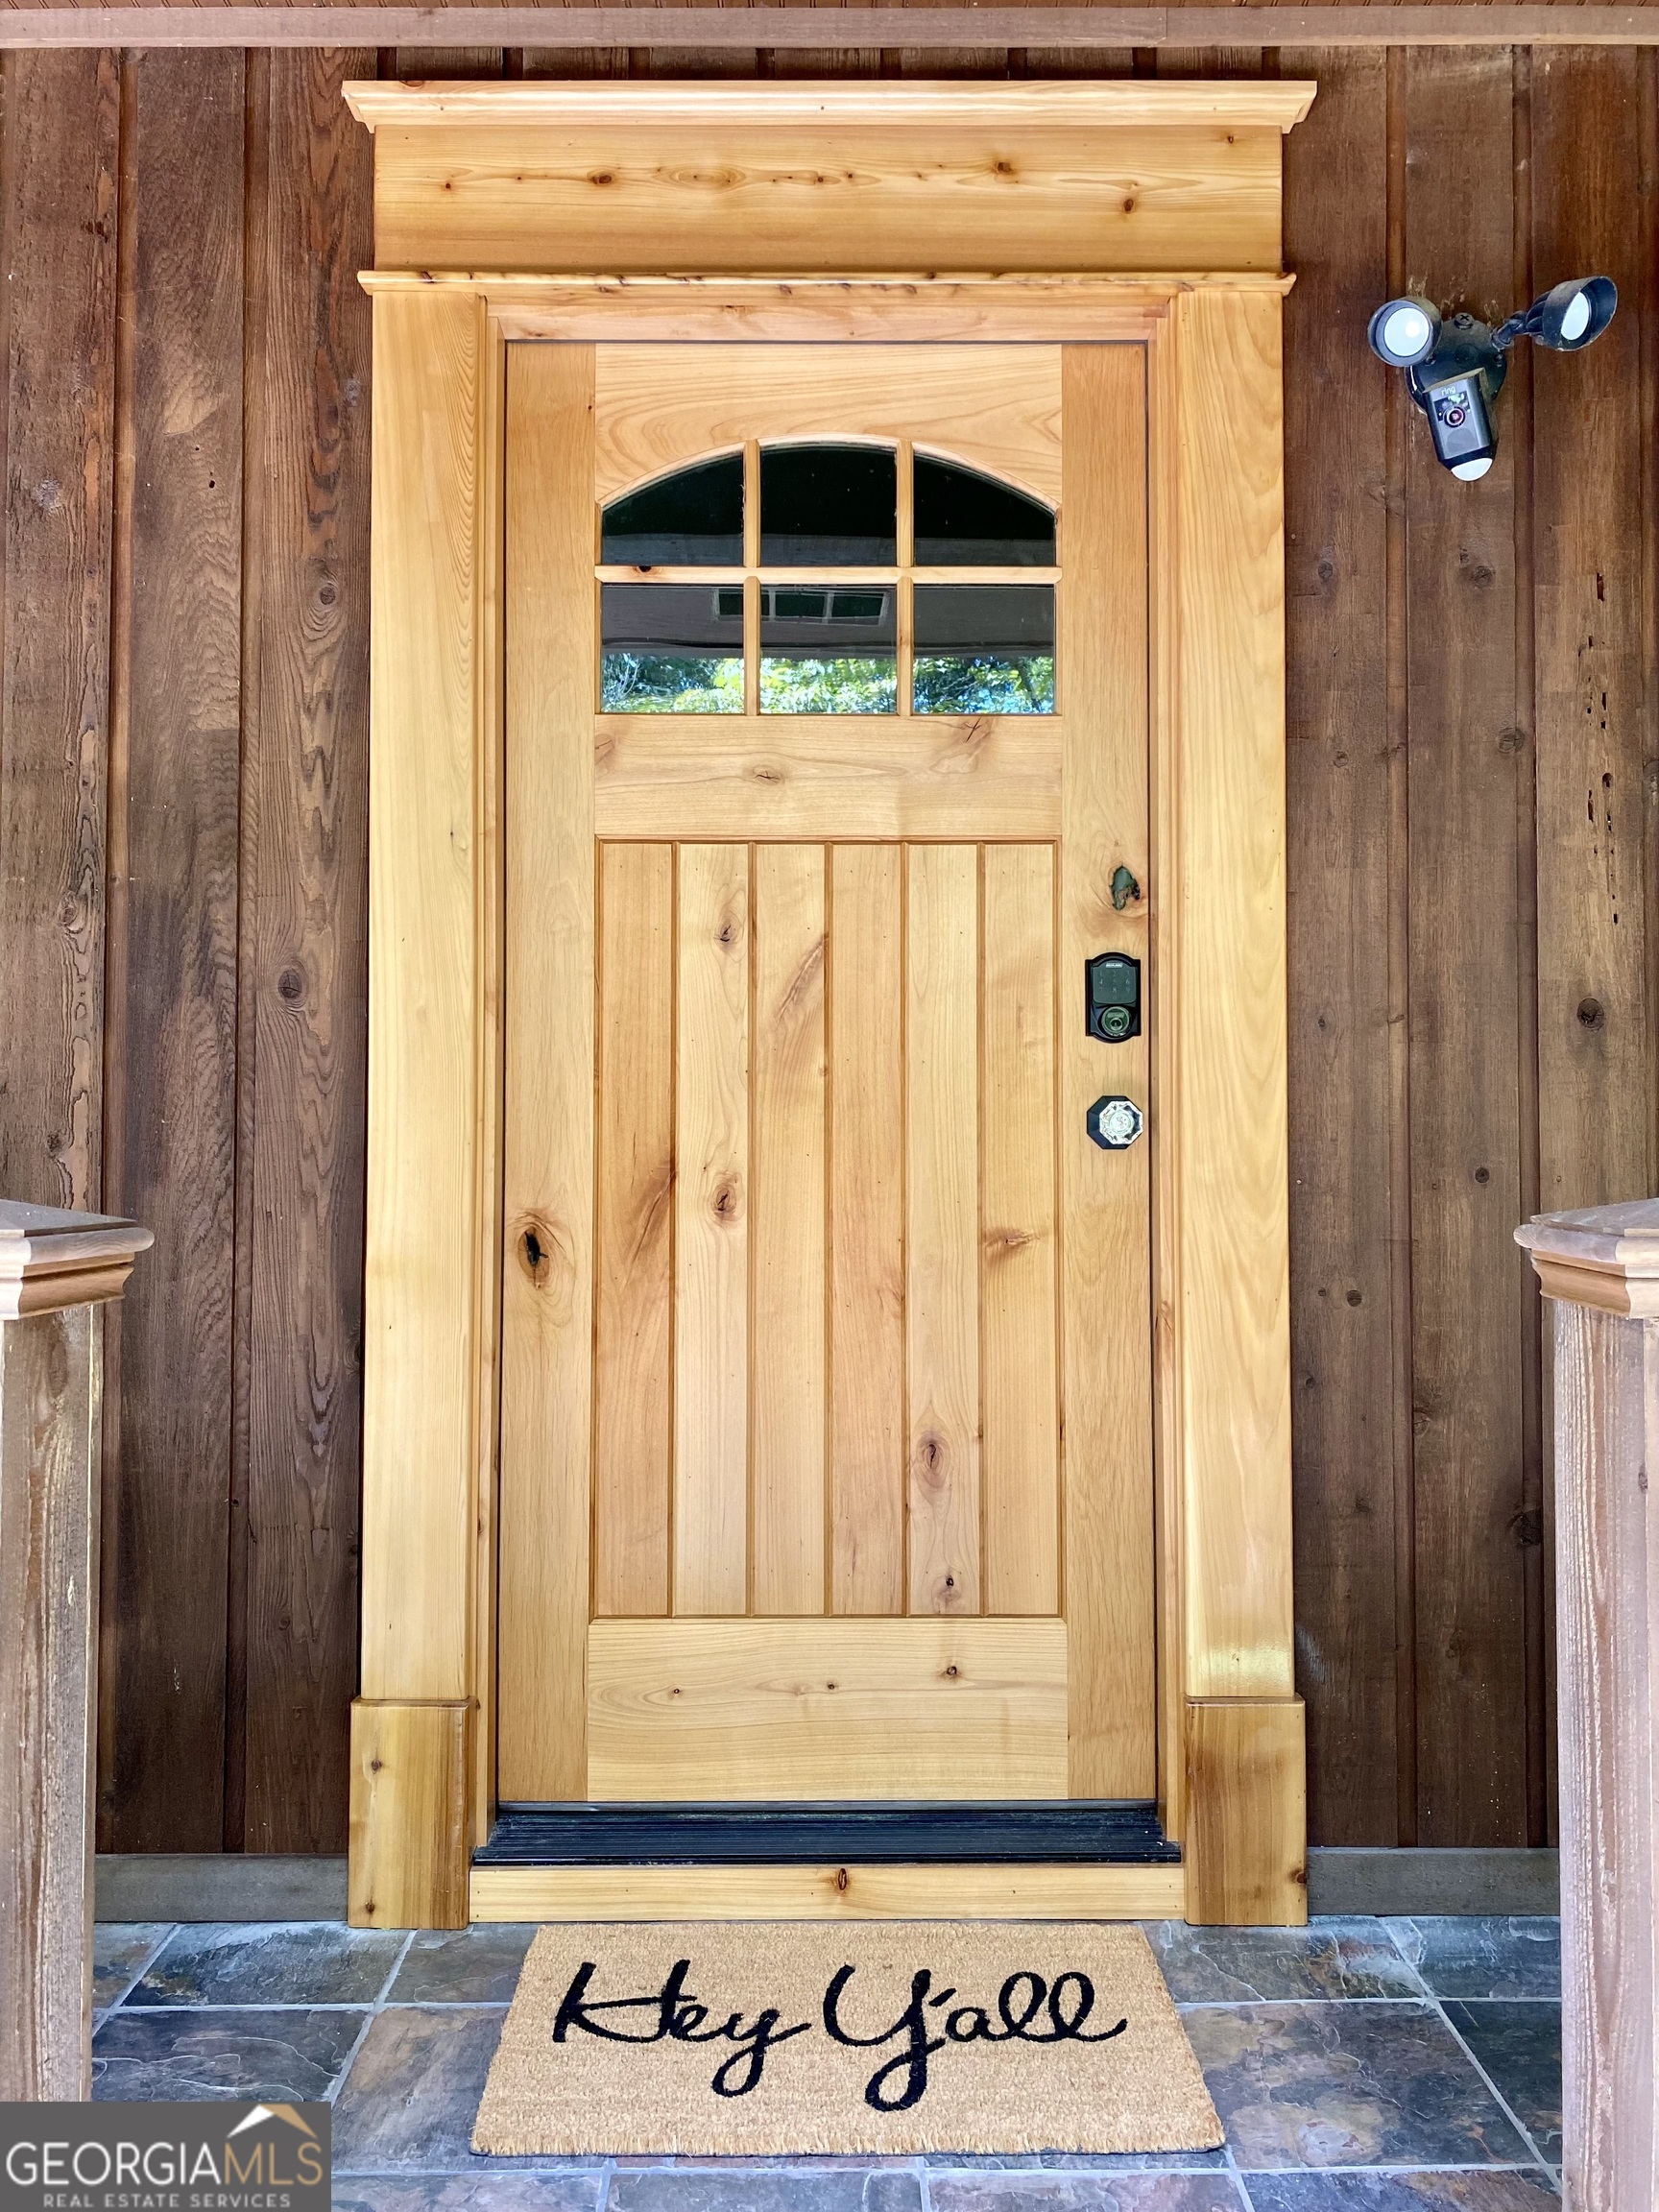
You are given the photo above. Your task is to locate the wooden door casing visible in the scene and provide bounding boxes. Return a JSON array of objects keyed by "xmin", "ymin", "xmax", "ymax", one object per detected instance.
[{"xmin": 498, "ymin": 340, "xmax": 1154, "ymax": 1807}]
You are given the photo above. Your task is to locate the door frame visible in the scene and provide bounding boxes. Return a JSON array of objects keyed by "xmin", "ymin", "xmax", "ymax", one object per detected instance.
[{"xmin": 343, "ymin": 79, "xmax": 1313, "ymax": 1931}]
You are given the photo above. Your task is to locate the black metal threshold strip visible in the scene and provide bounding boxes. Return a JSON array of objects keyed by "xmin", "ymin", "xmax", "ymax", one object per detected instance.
[{"xmin": 476, "ymin": 1803, "xmax": 1180, "ymax": 1866}]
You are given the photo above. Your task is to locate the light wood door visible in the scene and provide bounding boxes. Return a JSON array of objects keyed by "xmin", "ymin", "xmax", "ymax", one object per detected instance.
[{"xmin": 498, "ymin": 342, "xmax": 1153, "ymax": 1804}]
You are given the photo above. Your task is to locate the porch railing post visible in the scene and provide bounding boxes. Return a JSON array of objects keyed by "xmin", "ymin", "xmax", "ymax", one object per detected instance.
[
  {"xmin": 0, "ymin": 1199, "xmax": 152, "ymax": 2100},
  {"xmin": 1516, "ymin": 1198, "xmax": 1659, "ymax": 2212}
]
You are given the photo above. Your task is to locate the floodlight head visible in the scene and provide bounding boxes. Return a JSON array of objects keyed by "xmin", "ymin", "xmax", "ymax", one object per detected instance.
[
  {"xmin": 1368, "ymin": 295, "xmax": 1440, "ymax": 369},
  {"xmin": 1536, "ymin": 276, "xmax": 1617, "ymax": 351},
  {"xmin": 1372, "ymin": 278, "xmax": 1618, "ymax": 484}
]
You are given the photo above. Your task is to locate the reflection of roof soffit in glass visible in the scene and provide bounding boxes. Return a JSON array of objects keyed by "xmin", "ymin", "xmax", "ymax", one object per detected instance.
[{"xmin": 600, "ymin": 445, "xmax": 1055, "ymax": 567}]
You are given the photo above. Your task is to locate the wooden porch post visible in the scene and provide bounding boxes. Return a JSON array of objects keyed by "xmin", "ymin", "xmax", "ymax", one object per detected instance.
[
  {"xmin": 1516, "ymin": 1198, "xmax": 1659, "ymax": 2212},
  {"xmin": 0, "ymin": 1200, "xmax": 151, "ymax": 2099}
]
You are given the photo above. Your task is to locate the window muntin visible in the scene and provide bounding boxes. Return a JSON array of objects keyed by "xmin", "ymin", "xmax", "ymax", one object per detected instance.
[{"xmin": 594, "ymin": 445, "xmax": 1057, "ymax": 714}]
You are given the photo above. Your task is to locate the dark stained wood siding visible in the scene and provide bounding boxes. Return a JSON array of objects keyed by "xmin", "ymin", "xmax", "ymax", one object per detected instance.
[{"xmin": 0, "ymin": 42, "xmax": 1652, "ymax": 1852}]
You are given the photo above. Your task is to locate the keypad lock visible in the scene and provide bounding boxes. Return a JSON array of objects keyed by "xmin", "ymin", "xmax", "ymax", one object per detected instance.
[{"xmin": 1086, "ymin": 951, "xmax": 1141, "ymax": 1044}]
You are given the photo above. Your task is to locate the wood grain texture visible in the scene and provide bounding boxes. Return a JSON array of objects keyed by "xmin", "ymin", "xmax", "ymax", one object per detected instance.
[
  {"xmin": 1184, "ymin": 1696, "xmax": 1309, "ymax": 1926},
  {"xmin": 1279, "ymin": 49, "xmax": 1402, "ymax": 1846},
  {"xmin": 497, "ymin": 341, "xmax": 594, "ymax": 1796},
  {"xmin": 0, "ymin": 53, "xmax": 117, "ymax": 1217},
  {"xmin": 673, "ymin": 843, "xmax": 751, "ymax": 1617},
  {"xmin": 751, "ymin": 844, "xmax": 828, "ymax": 1616},
  {"xmin": 905, "ymin": 843, "xmax": 981, "ymax": 1618},
  {"xmin": 1167, "ymin": 288, "xmax": 1295, "ymax": 1707},
  {"xmin": 369, "ymin": 112, "xmax": 1288, "ymax": 277},
  {"xmin": 595, "ymin": 715, "xmax": 1061, "ymax": 844},
  {"xmin": 829, "ymin": 844, "xmax": 906, "ymax": 1616},
  {"xmin": 980, "ymin": 843, "xmax": 1058, "ymax": 1617},
  {"xmin": 595, "ymin": 346, "xmax": 1061, "ymax": 509},
  {"xmin": 102, "ymin": 50, "xmax": 245, "ymax": 1853},
  {"xmin": 236, "ymin": 44, "xmax": 373, "ymax": 1856},
  {"xmin": 1060, "ymin": 343, "xmax": 1156, "ymax": 1797},
  {"xmin": 587, "ymin": 1616, "xmax": 1068, "ymax": 1799},
  {"xmin": 594, "ymin": 842, "xmax": 674, "ymax": 1620},
  {"xmin": 1403, "ymin": 49, "xmax": 1530, "ymax": 1846},
  {"xmin": 0, "ymin": 1305, "xmax": 99, "ymax": 2097},
  {"xmin": 347, "ymin": 1697, "xmax": 469, "ymax": 1931},
  {"xmin": 1548, "ymin": 1298, "xmax": 1659, "ymax": 2212},
  {"xmin": 360, "ymin": 289, "xmax": 486, "ymax": 1719},
  {"xmin": 471, "ymin": 1857, "xmax": 1186, "ymax": 1925},
  {"xmin": 1531, "ymin": 48, "xmax": 1653, "ymax": 1219},
  {"xmin": 15, "ymin": 9, "xmax": 1659, "ymax": 51}
]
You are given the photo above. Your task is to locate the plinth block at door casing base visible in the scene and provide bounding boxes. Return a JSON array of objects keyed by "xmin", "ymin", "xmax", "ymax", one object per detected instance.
[
  {"xmin": 1183, "ymin": 1696, "xmax": 1308, "ymax": 1925},
  {"xmin": 349, "ymin": 1698, "xmax": 472, "ymax": 1929}
]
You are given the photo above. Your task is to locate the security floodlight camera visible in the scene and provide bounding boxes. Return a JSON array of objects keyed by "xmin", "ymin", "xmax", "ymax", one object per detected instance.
[{"xmin": 1368, "ymin": 276, "xmax": 1617, "ymax": 483}]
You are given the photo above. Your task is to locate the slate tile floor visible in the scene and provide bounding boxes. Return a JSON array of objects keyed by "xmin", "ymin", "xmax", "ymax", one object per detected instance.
[{"xmin": 91, "ymin": 1916, "xmax": 1562, "ymax": 2211}]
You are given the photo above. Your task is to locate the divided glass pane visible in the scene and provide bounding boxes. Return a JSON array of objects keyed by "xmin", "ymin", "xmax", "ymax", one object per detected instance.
[
  {"xmin": 601, "ymin": 583, "xmax": 745, "ymax": 712},
  {"xmin": 759, "ymin": 585, "xmax": 898, "ymax": 714},
  {"xmin": 912, "ymin": 585, "xmax": 1055, "ymax": 714},
  {"xmin": 760, "ymin": 445, "xmax": 898, "ymax": 566},
  {"xmin": 914, "ymin": 456, "xmax": 1056, "ymax": 566},
  {"xmin": 601, "ymin": 454, "xmax": 744, "ymax": 566}
]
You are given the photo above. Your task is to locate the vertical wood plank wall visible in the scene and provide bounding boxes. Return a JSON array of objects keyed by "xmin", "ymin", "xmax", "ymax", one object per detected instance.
[{"xmin": 0, "ymin": 41, "xmax": 1652, "ymax": 1852}]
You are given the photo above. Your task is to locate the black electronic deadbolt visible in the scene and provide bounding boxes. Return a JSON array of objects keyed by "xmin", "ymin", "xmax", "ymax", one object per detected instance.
[{"xmin": 1086, "ymin": 951, "xmax": 1141, "ymax": 1043}]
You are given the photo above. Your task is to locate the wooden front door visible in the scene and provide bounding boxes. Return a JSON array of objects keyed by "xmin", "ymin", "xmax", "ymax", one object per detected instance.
[{"xmin": 497, "ymin": 340, "xmax": 1155, "ymax": 1809}]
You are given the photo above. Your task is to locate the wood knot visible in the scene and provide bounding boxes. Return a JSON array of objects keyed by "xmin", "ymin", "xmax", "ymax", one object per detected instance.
[{"xmin": 1577, "ymin": 997, "xmax": 1605, "ymax": 1030}]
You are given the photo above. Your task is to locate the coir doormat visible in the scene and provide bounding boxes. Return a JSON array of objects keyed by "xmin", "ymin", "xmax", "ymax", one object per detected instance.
[{"xmin": 472, "ymin": 1921, "xmax": 1222, "ymax": 2156}]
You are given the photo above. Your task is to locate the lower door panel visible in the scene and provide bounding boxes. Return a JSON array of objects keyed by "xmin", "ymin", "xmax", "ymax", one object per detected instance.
[{"xmin": 586, "ymin": 1617, "xmax": 1068, "ymax": 1800}]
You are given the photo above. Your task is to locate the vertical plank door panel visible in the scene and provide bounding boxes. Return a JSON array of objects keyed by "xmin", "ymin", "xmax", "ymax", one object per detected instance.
[
  {"xmin": 594, "ymin": 841, "xmax": 675, "ymax": 1619},
  {"xmin": 752, "ymin": 843, "xmax": 828, "ymax": 1616},
  {"xmin": 675, "ymin": 842, "xmax": 751, "ymax": 1617},
  {"xmin": 830, "ymin": 843, "xmax": 906, "ymax": 1616},
  {"xmin": 1061, "ymin": 345, "xmax": 1156, "ymax": 1796},
  {"xmin": 905, "ymin": 841, "xmax": 981, "ymax": 1617},
  {"xmin": 1403, "ymin": 48, "xmax": 1530, "ymax": 1846},
  {"xmin": 104, "ymin": 50, "xmax": 246, "ymax": 1851},
  {"xmin": 498, "ymin": 341, "xmax": 595, "ymax": 1799},
  {"xmin": 1280, "ymin": 47, "xmax": 1401, "ymax": 1846},
  {"xmin": 239, "ymin": 43, "xmax": 375, "ymax": 1855},
  {"xmin": 0, "ymin": 52, "xmax": 118, "ymax": 1215},
  {"xmin": 980, "ymin": 842, "xmax": 1059, "ymax": 1617}
]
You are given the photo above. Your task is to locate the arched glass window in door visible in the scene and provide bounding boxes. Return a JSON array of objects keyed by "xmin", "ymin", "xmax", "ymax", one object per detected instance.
[{"xmin": 597, "ymin": 444, "xmax": 1056, "ymax": 715}]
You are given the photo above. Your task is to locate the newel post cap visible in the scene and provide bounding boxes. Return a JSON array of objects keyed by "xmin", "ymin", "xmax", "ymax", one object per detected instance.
[
  {"xmin": 1516, "ymin": 1197, "xmax": 1659, "ymax": 1318},
  {"xmin": 0, "ymin": 1198, "xmax": 154, "ymax": 1321}
]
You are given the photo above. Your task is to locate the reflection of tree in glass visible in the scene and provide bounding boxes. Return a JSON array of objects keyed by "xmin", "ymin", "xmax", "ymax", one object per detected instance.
[
  {"xmin": 759, "ymin": 657, "xmax": 899, "ymax": 714},
  {"xmin": 601, "ymin": 651, "xmax": 745, "ymax": 713},
  {"xmin": 913, "ymin": 654, "xmax": 1056, "ymax": 716}
]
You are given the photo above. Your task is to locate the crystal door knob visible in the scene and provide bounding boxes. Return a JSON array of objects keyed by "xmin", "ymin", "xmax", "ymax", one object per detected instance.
[{"xmin": 1087, "ymin": 1094, "xmax": 1143, "ymax": 1150}]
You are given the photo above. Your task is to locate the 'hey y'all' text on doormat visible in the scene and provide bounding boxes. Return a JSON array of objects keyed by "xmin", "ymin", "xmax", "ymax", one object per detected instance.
[{"xmin": 472, "ymin": 1921, "xmax": 1221, "ymax": 2156}]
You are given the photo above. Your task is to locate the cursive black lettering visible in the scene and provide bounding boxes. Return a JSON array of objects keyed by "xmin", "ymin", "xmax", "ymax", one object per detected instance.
[
  {"xmin": 823, "ymin": 1963, "xmax": 950, "ymax": 2112},
  {"xmin": 552, "ymin": 1958, "xmax": 810, "ymax": 2096}
]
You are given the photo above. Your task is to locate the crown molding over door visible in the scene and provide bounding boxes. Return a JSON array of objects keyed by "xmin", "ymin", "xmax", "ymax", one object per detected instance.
[{"xmin": 346, "ymin": 79, "xmax": 1311, "ymax": 1932}]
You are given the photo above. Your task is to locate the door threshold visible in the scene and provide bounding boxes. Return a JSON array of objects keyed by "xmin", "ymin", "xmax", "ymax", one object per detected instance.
[
  {"xmin": 476, "ymin": 1801, "xmax": 1180, "ymax": 1866},
  {"xmin": 469, "ymin": 1857, "xmax": 1186, "ymax": 1923}
]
